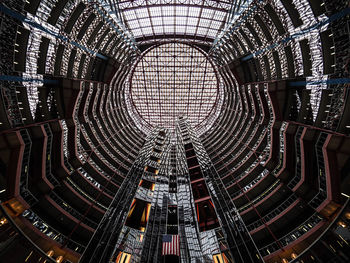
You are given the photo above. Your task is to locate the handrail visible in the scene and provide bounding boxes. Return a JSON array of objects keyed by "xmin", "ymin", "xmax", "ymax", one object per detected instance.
[
  {"xmin": 290, "ymin": 198, "xmax": 350, "ymax": 263},
  {"xmin": 0, "ymin": 202, "xmax": 56, "ymax": 263}
]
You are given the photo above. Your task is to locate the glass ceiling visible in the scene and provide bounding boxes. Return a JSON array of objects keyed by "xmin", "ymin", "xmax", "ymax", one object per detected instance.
[
  {"xmin": 125, "ymin": 42, "xmax": 223, "ymax": 134},
  {"xmin": 117, "ymin": 0, "xmax": 233, "ymax": 43}
]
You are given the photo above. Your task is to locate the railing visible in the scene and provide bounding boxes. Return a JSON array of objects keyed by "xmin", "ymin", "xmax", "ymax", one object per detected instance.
[
  {"xmin": 21, "ymin": 209, "xmax": 85, "ymax": 254},
  {"xmin": 259, "ymin": 213, "xmax": 323, "ymax": 256},
  {"xmin": 238, "ymin": 179, "xmax": 281, "ymax": 212},
  {"xmin": 230, "ymin": 169, "xmax": 269, "ymax": 199},
  {"xmin": 65, "ymin": 177, "xmax": 107, "ymax": 210},
  {"xmin": 308, "ymin": 132, "xmax": 328, "ymax": 209},
  {"xmin": 49, "ymin": 191, "xmax": 98, "ymax": 229},
  {"xmin": 247, "ymin": 193, "xmax": 298, "ymax": 231},
  {"xmin": 287, "ymin": 126, "xmax": 304, "ymax": 189},
  {"xmin": 43, "ymin": 124, "xmax": 60, "ymax": 187},
  {"xmin": 19, "ymin": 129, "xmax": 38, "ymax": 206},
  {"xmin": 0, "ymin": 204, "xmax": 56, "ymax": 263}
]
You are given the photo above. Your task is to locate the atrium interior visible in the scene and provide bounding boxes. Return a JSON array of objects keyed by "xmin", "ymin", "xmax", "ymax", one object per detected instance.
[{"xmin": 0, "ymin": 0, "xmax": 350, "ymax": 263}]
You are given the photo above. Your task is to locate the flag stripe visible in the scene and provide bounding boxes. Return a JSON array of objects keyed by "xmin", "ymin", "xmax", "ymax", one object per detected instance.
[{"xmin": 162, "ymin": 235, "xmax": 179, "ymax": 256}]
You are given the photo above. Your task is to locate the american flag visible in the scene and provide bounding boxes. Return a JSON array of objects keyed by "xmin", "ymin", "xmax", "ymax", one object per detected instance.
[{"xmin": 162, "ymin": 234, "xmax": 180, "ymax": 256}]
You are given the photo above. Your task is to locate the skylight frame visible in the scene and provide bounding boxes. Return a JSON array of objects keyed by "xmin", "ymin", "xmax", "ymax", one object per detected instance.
[
  {"xmin": 117, "ymin": 0, "xmax": 232, "ymax": 43},
  {"xmin": 124, "ymin": 42, "xmax": 224, "ymax": 135}
]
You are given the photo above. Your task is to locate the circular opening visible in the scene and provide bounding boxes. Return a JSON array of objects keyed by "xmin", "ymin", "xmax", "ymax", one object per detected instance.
[{"xmin": 125, "ymin": 42, "xmax": 223, "ymax": 134}]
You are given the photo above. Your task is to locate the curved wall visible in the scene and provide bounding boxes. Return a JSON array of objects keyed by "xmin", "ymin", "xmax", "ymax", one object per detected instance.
[{"xmin": 0, "ymin": 0, "xmax": 349, "ymax": 263}]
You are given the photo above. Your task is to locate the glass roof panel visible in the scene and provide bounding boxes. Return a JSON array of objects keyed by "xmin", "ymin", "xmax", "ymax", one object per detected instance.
[
  {"xmin": 118, "ymin": 0, "xmax": 233, "ymax": 43},
  {"xmin": 124, "ymin": 42, "xmax": 224, "ymax": 135}
]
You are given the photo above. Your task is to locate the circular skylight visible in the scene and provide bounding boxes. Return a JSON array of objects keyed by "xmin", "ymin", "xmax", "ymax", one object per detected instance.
[{"xmin": 125, "ymin": 42, "xmax": 223, "ymax": 134}]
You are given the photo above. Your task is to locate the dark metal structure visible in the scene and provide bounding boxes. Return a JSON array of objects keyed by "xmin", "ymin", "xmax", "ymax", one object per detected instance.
[
  {"xmin": 126, "ymin": 42, "xmax": 223, "ymax": 135},
  {"xmin": 0, "ymin": 0, "xmax": 350, "ymax": 263},
  {"xmin": 117, "ymin": 0, "xmax": 244, "ymax": 44}
]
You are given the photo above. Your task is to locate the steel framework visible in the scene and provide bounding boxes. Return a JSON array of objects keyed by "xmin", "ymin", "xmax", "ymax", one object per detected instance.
[{"xmin": 125, "ymin": 42, "xmax": 224, "ymax": 135}]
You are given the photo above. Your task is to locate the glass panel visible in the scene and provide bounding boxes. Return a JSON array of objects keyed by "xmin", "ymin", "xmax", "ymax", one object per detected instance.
[
  {"xmin": 117, "ymin": 0, "xmax": 234, "ymax": 42},
  {"xmin": 125, "ymin": 42, "xmax": 223, "ymax": 135}
]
